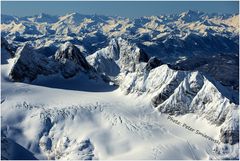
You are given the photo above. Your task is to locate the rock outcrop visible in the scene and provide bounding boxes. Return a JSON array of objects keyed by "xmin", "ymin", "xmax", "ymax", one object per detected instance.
[
  {"xmin": 145, "ymin": 56, "xmax": 163, "ymax": 71},
  {"xmin": 54, "ymin": 42, "xmax": 92, "ymax": 78},
  {"xmin": 87, "ymin": 38, "xmax": 149, "ymax": 78},
  {"xmin": 9, "ymin": 43, "xmax": 59, "ymax": 82},
  {"xmin": 1, "ymin": 37, "xmax": 15, "ymax": 64}
]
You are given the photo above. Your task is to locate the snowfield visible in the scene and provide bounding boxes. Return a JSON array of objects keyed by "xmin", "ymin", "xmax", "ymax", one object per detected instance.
[{"xmin": 1, "ymin": 60, "xmax": 238, "ymax": 160}]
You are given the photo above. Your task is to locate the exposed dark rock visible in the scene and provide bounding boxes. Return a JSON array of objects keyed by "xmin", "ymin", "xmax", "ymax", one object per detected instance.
[
  {"xmin": 8, "ymin": 42, "xmax": 97, "ymax": 82},
  {"xmin": 9, "ymin": 44, "xmax": 59, "ymax": 82},
  {"xmin": 1, "ymin": 37, "xmax": 15, "ymax": 57},
  {"xmin": 137, "ymin": 49, "xmax": 149, "ymax": 62},
  {"xmin": 145, "ymin": 56, "xmax": 163, "ymax": 71},
  {"xmin": 220, "ymin": 129, "xmax": 239, "ymax": 145},
  {"xmin": 151, "ymin": 77, "xmax": 184, "ymax": 108},
  {"xmin": 220, "ymin": 111, "xmax": 239, "ymax": 145},
  {"xmin": 109, "ymin": 38, "xmax": 120, "ymax": 60},
  {"xmin": 59, "ymin": 59, "xmax": 80, "ymax": 78},
  {"xmin": 1, "ymin": 134, "xmax": 37, "ymax": 160},
  {"xmin": 54, "ymin": 42, "xmax": 91, "ymax": 72},
  {"xmin": 1, "ymin": 37, "xmax": 15, "ymax": 64}
]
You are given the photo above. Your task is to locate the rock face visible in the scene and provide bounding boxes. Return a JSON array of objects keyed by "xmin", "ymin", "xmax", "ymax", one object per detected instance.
[
  {"xmin": 9, "ymin": 42, "xmax": 96, "ymax": 81},
  {"xmin": 55, "ymin": 42, "xmax": 91, "ymax": 71},
  {"xmin": 1, "ymin": 134, "xmax": 37, "ymax": 160},
  {"xmin": 87, "ymin": 38, "xmax": 149, "ymax": 78},
  {"xmin": 220, "ymin": 109, "xmax": 239, "ymax": 145},
  {"xmin": 150, "ymin": 70, "xmax": 186, "ymax": 108},
  {"xmin": 118, "ymin": 62, "xmax": 239, "ymax": 148},
  {"xmin": 220, "ymin": 126, "xmax": 239, "ymax": 145},
  {"xmin": 1, "ymin": 37, "xmax": 15, "ymax": 64},
  {"xmin": 145, "ymin": 56, "xmax": 163, "ymax": 71},
  {"xmin": 54, "ymin": 42, "xmax": 92, "ymax": 78},
  {"xmin": 9, "ymin": 44, "xmax": 59, "ymax": 82},
  {"xmin": 137, "ymin": 49, "xmax": 149, "ymax": 63},
  {"xmin": 171, "ymin": 54, "xmax": 239, "ymax": 91}
]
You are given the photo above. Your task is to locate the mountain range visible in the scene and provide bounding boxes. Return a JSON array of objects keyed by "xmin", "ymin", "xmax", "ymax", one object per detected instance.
[
  {"xmin": 2, "ymin": 10, "xmax": 239, "ymax": 90},
  {"xmin": 1, "ymin": 11, "xmax": 239, "ymax": 160}
]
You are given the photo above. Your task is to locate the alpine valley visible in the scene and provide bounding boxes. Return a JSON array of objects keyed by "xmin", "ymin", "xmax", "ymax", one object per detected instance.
[{"xmin": 1, "ymin": 11, "xmax": 239, "ymax": 160}]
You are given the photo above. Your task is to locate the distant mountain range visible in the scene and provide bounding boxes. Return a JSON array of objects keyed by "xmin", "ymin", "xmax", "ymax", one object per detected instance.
[{"xmin": 1, "ymin": 11, "xmax": 239, "ymax": 90}]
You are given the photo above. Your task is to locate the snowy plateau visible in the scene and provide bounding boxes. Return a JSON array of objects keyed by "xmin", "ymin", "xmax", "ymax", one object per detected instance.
[{"xmin": 1, "ymin": 10, "xmax": 239, "ymax": 160}]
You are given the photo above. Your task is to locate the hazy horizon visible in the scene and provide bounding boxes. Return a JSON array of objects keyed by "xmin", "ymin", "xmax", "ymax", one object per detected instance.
[{"xmin": 1, "ymin": 1, "xmax": 239, "ymax": 18}]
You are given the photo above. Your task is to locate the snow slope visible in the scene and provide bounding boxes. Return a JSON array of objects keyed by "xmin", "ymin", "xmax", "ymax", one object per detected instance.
[{"xmin": 1, "ymin": 52, "xmax": 239, "ymax": 160}]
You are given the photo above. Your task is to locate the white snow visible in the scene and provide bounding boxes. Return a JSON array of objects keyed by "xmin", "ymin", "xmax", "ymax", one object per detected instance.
[{"xmin": 1, "ymin": 60, "xmax": 236, "ymax": 160}]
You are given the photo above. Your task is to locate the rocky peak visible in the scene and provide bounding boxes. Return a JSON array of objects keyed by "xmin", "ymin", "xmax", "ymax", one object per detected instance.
[
  {"xmin": 114, "ymin": 38, "xmax": 149, "ymax": 73},
  {"xmin": 55, "ymin": 42, "xmax": 91, "ymax": 72},
  {"xmin": 87, "ymin": 38, "xmax": 150, "ymax": 77},
  {"xmin": 108, "ymin": 38, "xmax": 120, "ymax": 60},
  {"xmin": 59, "ymin": 12, "xmax": 87, "ymax": 25},
  {"xmin": 1, "ymin": 37, "xmax": 14, "ymax": 56},
  {"xmin": 179, "ymin": 10, "xmax": 204, "ymax": 22},
  {"xmin": 9, "ymin": 43, "xmax": 59, "ymax": 82},
  {"xmin": 1, "ymin": 37, "xmax": 15, "ymax": 64}
]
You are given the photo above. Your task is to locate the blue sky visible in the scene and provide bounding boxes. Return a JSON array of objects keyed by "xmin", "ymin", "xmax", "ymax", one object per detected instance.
[{"xmin": 1, "ymin": 1, "xmax": 239, "ymax": 18}]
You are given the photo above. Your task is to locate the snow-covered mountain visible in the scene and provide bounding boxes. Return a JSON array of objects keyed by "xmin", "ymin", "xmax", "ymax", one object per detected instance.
[
  {"xmin": 85, "ymin": 37, "xmax": 239, "ymax": 145},
  {"xmin": 1, "ymin": 11, "xmax": 239, "ymax": 160},
  {"xmin": 54, "ymin": 42, "xmax": 93, "ymax": 78},
  {"xmin": 9, "ymin": 43, "xmax": 60, "ymax": 82},
  {"xmin": 1, "ymin": 11, "xmax": 239, "ymax": 90},
  {"xmin": 86, "ymin": 38, "xmax": 149, "ymax": 78},
  {"xmin": 1, "ymin": 10, "xmax": 239, "ymax": 57}
]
